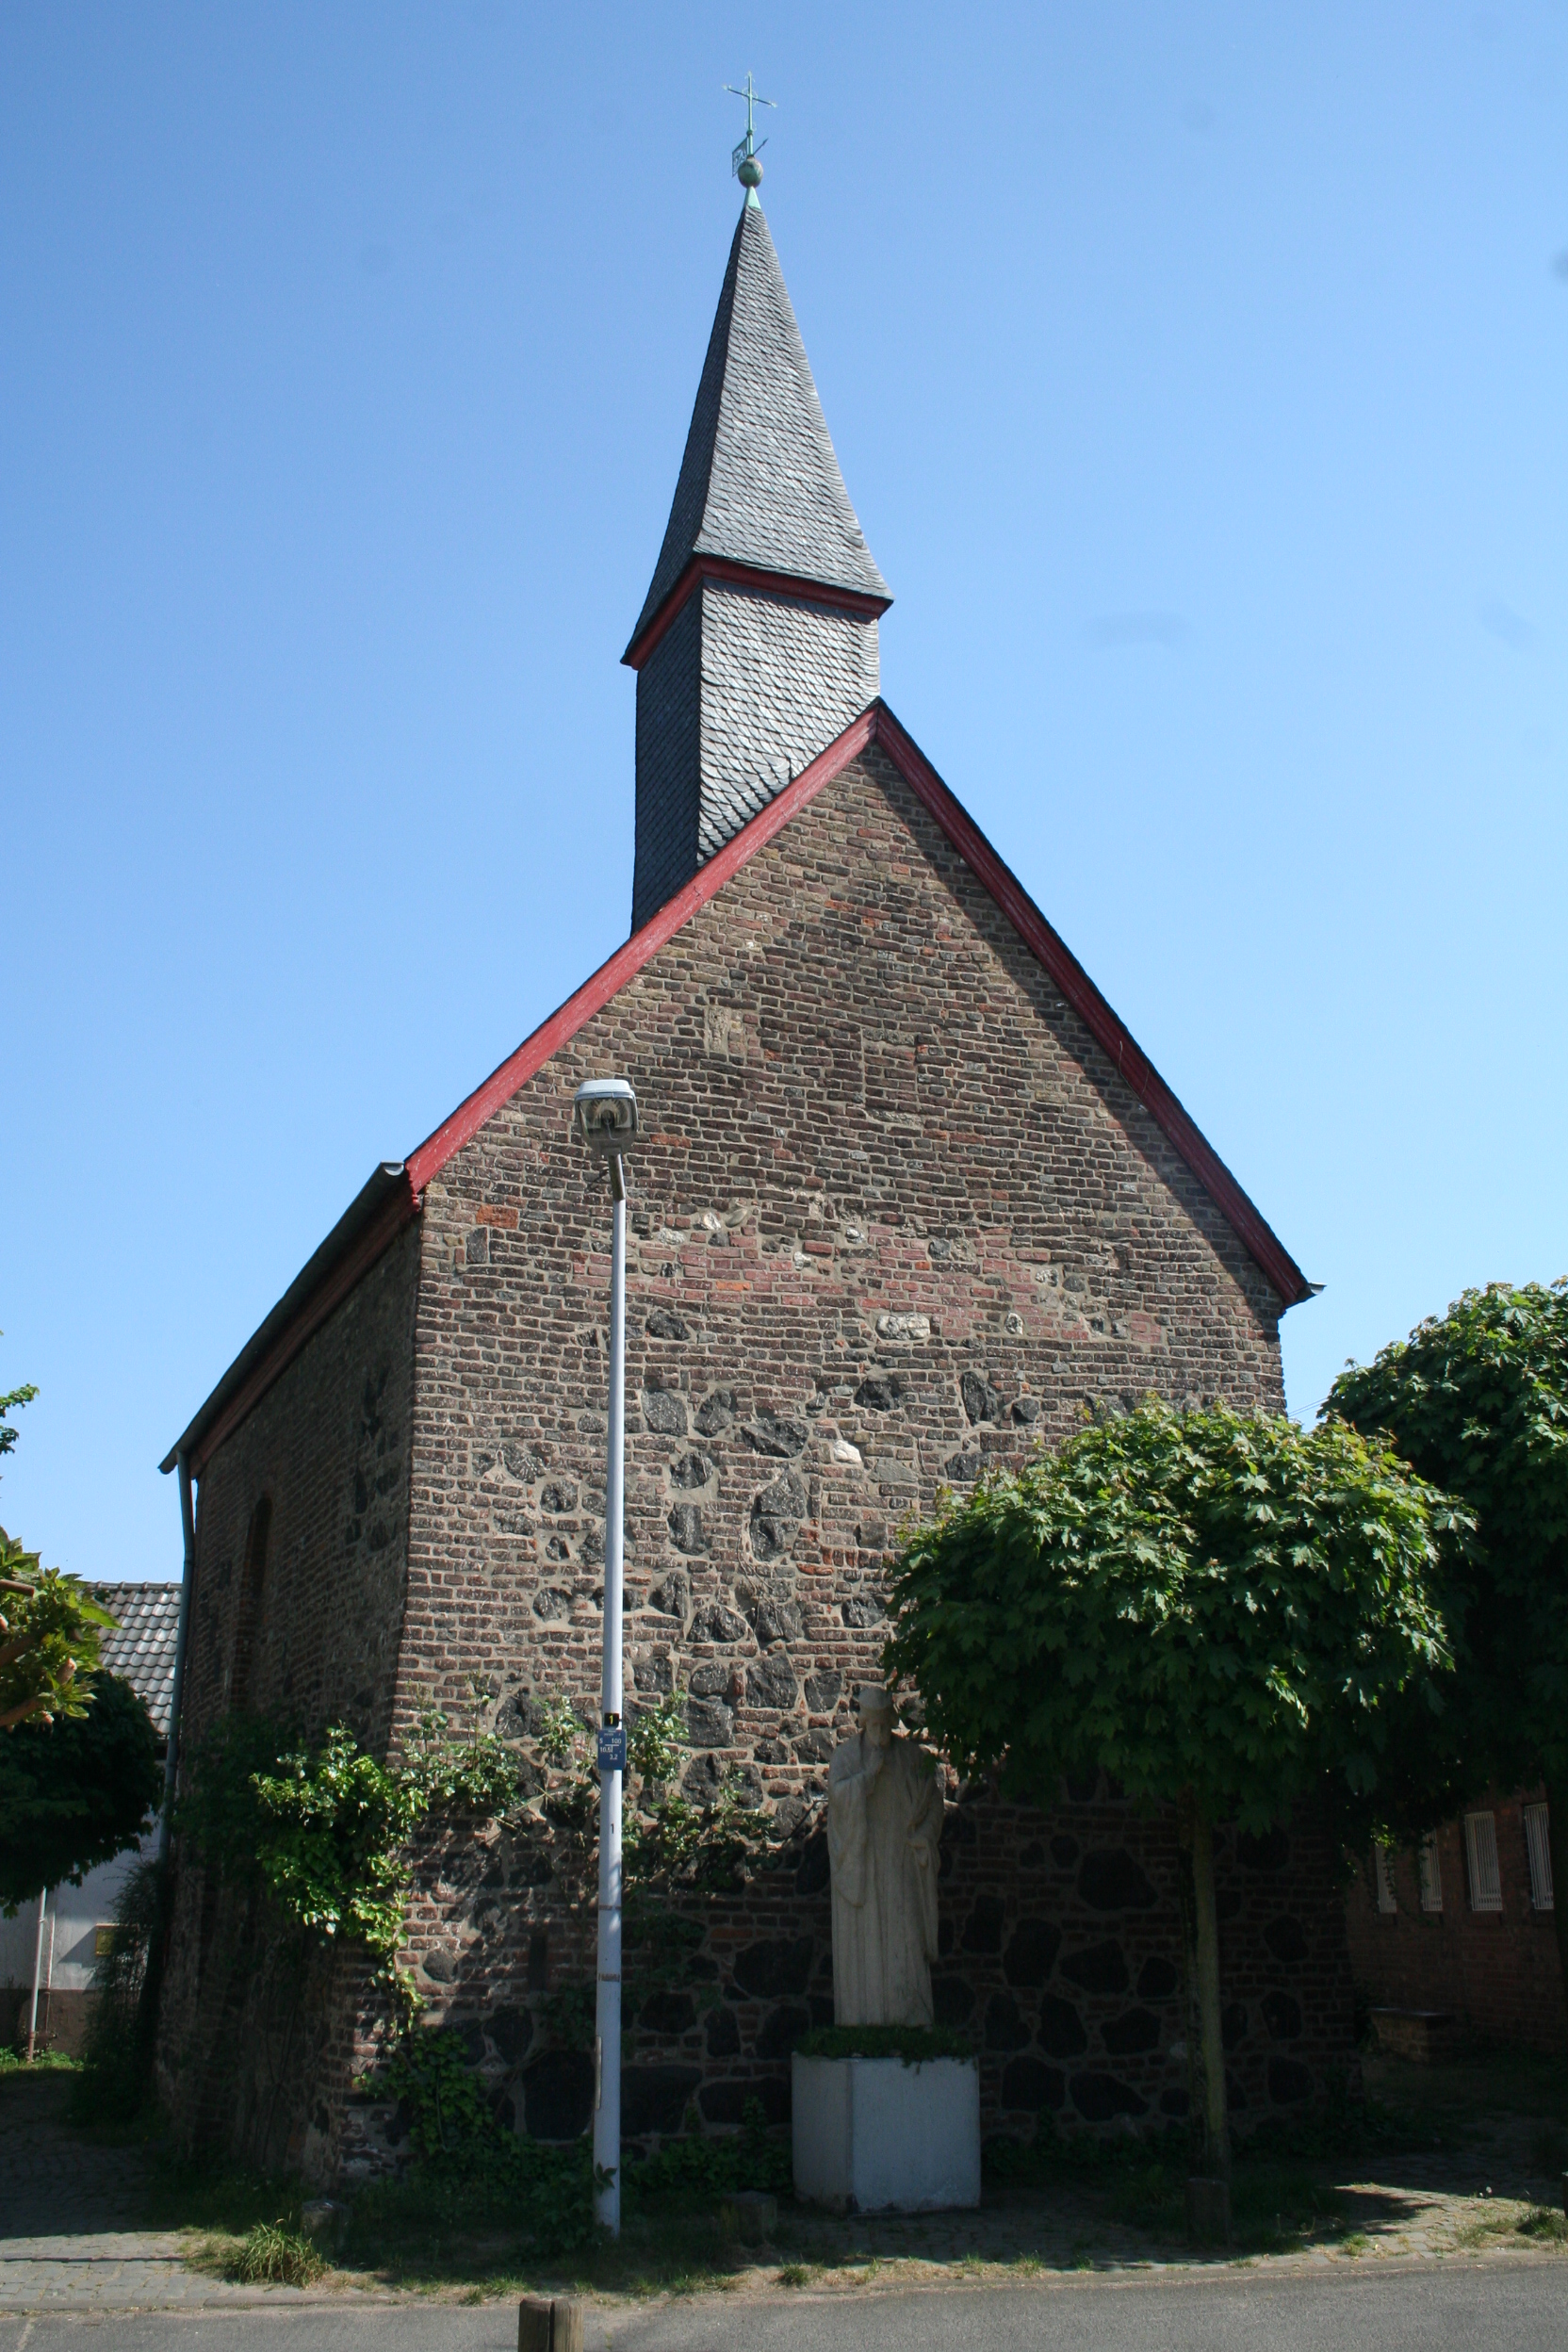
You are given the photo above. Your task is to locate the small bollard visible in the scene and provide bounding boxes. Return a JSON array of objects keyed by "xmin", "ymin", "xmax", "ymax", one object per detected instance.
[
  {"xmin": 518, "ymin": 2295, "xmax": 584, "ymax": 2352},
  {"xmin": 1185, "ymin": 2175, "xmax": 1231, "ymax": 2246}
]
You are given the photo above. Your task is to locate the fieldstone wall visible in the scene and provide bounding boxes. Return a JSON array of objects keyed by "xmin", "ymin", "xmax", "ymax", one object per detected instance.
[
  {"xmin": 339, "ymin": 1776, "xmax": 1354, "ymax": 2176},
  {"xmin": 159, "ymin": 740, "xmax": 1339, "ymax": 2180}
]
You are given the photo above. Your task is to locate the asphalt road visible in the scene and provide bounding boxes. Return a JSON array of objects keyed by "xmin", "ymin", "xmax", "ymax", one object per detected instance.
[{"xmin": 2, "ymin": 2262, "xmax": 1566, "ymax": 2352}]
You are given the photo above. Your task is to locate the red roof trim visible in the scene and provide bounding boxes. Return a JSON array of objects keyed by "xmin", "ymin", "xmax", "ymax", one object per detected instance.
[
  {"xmin": 175, "ymin": 697, "xmax": 1307, "ymax": 1476},
  {"xmin": 187, "ymin": 1185, "xmax": 417, "ymax": 1476},
  {"xmin": 868, "ymin": 706, "xmax": 1313, "ymax": 1308},
  {"xmin": 622, "ymin": 554, "xmax": 891, "ymax": 672},
  {"xmin": 404, "ymin": 698, "xmax": 1310, "ymax": 1308}
]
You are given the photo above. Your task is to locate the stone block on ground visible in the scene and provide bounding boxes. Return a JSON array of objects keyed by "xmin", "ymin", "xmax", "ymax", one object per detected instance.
[{"xmin": 298, "ymin": 2198, "xmax": 346, "ymax": 2239}]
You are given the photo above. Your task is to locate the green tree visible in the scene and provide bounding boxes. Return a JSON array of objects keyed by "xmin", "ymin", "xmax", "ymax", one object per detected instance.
[
  {"xmin": 0, "ymin": 1531, "xmax": 118, "ymax": 1731},
  {"xmin": 0, "ymin": 1362, "xmax": 37, "ymax": 1466},
  {"xmin": 1329, "ymin": 1279, "xmax": 1568, "ymax": 2002},
  {"xmin": 0, "ymin": 1673, "xmax": 164, "ymax": 1911},
  {"xmin": 883, "ymin": 1399, "xmax": 1457, "ymax": 2195}
]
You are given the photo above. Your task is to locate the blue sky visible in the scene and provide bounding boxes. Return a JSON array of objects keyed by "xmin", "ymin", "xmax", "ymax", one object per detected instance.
[{"xmin": 4, "ymin": 3, "xmax": 1565, "ymax": 1583}]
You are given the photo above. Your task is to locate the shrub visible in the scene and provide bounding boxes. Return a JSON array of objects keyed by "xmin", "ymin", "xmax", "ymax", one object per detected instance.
[{"xmin": 230, "ymin": 2221, "xmax": 325, "ymax": 2286}]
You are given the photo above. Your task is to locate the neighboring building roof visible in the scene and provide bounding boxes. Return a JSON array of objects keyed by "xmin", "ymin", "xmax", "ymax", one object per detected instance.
[
  {"xmin": 161, "ymin": 698, "xmax": 1315, "ymax": 1479},
  {"xmin": 625, "ymin": 200, "xmax": 890, "ymax": 662},
  {"xmin": 90, "ymin": 1581, "xmax": 182, "ymax": 1738}
]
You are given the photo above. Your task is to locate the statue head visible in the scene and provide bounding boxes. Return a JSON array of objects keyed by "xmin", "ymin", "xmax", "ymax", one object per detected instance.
[{"xmin": 857, "ymin": 1684, "xmax": 894, "ymax": 1749}]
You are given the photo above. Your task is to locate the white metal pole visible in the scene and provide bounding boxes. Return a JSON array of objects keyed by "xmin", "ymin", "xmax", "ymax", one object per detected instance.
[
  {"xmin": 25, "ymin": 1891, "xmax": 47, "ymax": 2062},
  {"xmin": 594, "ymin": 1154, "xmax": 627, "ymax": 2234}
]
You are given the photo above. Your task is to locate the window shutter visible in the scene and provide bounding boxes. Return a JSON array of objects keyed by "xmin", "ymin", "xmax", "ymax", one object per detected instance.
[
  {"xmin": 1374, "ymin": 1845, "xmax": 1397, "ymax": 1914},
  {"xmin": 1463, "ymin": 1811, "xmax": 1503, "ymax": 1911},
  {"xmin": 1524, "ymin": 1804, "xmax": 1555, "ymax": 1911},
  {"xmin": 1418, "ymin": 1833, "xmax": 1443, "ymax": 1914}
]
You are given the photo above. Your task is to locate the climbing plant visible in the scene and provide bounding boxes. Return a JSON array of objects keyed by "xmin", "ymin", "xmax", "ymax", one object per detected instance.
[
  {"xmin": 177, "ymin": 1707, "xmax": 522, "ymax": 2009},
  {"xmin": 512, "ymin": 1690, "xmax": 766, "ymax": 2047}
]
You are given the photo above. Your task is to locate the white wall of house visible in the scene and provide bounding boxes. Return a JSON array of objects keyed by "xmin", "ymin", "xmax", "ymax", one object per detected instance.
[{"xmin": 0, "ymin": 1834, "xmax": 158, "ymax": 2000}]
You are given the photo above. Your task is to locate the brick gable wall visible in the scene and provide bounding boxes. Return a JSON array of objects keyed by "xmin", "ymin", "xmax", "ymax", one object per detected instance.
[{"xmin": 340, "ymin": 743, "xmax": 1350, "ymax": 2176}]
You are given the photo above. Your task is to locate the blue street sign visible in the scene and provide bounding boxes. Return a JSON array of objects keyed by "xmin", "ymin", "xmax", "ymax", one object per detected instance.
[{"xmin": 597, "ymin": 1725, "xmax": 627, "ymax": 1774}]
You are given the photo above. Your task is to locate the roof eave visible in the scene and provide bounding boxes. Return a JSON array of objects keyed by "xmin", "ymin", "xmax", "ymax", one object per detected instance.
[{"xmin": 622, "ymin": 552, "xmax": 892, "ymax": 671}]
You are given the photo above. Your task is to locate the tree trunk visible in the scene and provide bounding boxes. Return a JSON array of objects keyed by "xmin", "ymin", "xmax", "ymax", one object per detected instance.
[
  {"xmin": 1544, "ymin": 1781, "xmax": 1568, "ymax": 2034},
  {"xmin": 1177, "ymin": 1788, "xmax": 1231, "ymax": 2231}
]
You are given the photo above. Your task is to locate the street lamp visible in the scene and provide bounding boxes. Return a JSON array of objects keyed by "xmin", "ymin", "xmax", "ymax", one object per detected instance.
[{"xmin": 572, "ymin": 1076, "xmax": 638, "ymax": 2237}]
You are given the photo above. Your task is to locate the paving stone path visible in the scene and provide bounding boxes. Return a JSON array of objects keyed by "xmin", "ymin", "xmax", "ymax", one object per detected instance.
[{"xmin": 0, "ymin": 2074, "xmax": 391, "ymax": 2316}]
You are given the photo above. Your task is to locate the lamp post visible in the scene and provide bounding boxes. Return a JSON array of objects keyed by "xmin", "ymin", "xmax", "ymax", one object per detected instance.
[{"xmin": 572, "ymin": 1076, "xmax": 638, "ymax": 2237}]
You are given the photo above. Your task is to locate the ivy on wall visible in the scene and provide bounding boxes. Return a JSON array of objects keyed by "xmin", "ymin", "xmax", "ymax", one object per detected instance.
[{"xmin": 177, "ymin": 1707, "xmax": 521, "ymax": 2010}]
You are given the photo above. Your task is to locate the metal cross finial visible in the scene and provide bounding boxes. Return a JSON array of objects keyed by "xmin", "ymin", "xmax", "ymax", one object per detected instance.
[{"xmin": 724, "ymin": 72, "xmax": 775, "ymax": 201}]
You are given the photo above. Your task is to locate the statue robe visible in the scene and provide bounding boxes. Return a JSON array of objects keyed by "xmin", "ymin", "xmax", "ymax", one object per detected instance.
[{"xmin": 825, "ymin": 1730, "xmax": 942, "ymax": 2027}]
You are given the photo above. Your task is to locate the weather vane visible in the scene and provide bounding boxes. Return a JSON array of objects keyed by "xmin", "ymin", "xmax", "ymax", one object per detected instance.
[{"xmin": 724, "ymin": 72, "xmax": 775, "ymax": 201}]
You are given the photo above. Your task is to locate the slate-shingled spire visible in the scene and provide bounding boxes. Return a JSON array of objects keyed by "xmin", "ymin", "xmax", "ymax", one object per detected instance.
[{"xmin": 625, "ymin": 198, "xmax": 891, "ymax": 934}]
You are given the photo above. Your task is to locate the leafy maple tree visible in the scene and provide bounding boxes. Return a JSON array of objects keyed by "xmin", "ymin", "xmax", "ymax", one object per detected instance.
[{"xmin": 884, "ymin": 1398, "xmax": 1458, "ymax": 2197}]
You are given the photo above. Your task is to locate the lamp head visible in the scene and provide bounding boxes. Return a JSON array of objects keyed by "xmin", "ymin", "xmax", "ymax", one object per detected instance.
[{"xmin": 573, "ymin": 1077, "xmax": 639, "ymax": 1156}]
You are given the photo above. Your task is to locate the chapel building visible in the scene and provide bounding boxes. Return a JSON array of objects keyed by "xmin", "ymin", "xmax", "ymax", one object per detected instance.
[{"xmin": 156, "ymin": 190, "xmax": 1348, "ymax": 2180}]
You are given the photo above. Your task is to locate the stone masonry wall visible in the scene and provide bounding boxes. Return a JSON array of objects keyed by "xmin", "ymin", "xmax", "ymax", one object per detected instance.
[
  {"xmin": 339, "ymin": 742, "xmax": 1336, "ymax": 2171},
  {"xmin": 156, "ymin": 1222, "xmax": 421, "ymax": 2172},
  {"xmin": 342, "ymin": 1777, "xmax": 1353, "ymax": 2174},
  {"xmin": 1345, "ymin": 1789, "xmax": 1565, "ymax": 2054}
]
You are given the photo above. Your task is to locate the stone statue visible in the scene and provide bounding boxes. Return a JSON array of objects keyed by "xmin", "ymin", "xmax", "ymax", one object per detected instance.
[{"xmin": 825, "ymin": 1685, "xmax": 942, "ymax": 2027}]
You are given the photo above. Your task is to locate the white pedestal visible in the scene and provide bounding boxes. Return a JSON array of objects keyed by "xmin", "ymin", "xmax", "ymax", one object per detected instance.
[{"xmin": 791, "ymin": 2052, "xmax": 981, "ymax": 2213}]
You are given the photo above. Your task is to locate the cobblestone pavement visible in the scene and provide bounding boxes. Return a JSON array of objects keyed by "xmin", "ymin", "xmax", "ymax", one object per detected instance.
[{"xmin": 0, "ymin": 2075, "xmax": 390, "ymax": 2317}]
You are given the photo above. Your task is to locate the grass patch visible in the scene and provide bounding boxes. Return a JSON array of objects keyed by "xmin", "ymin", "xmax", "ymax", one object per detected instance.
[
  {"xmin": 776, "ymin": 2262, "xmax": 811, "ymax": 2288},
  {"xmin": 229, "ymin": 2222, "xmax": 325, "ymax": 2288},
  {"xmin": 0, "ymin": 2049, "xmax": 80, "ymax": 2075},
  {"xmin": 1517, "ymin": 2206, "xmax": 1568, "ymax": 2243}
]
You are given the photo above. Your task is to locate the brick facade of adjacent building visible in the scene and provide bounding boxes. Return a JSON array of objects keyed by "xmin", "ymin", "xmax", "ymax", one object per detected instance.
[{"xmin": 1345, "ymin": 1790, "xmax": 1565, "ymax": 2055}]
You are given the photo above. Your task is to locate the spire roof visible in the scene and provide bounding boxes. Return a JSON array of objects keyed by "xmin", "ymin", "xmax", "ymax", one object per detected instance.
[{"xmin": 626, "ymin": 200, "xmax": 890, "ymax": 660}]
